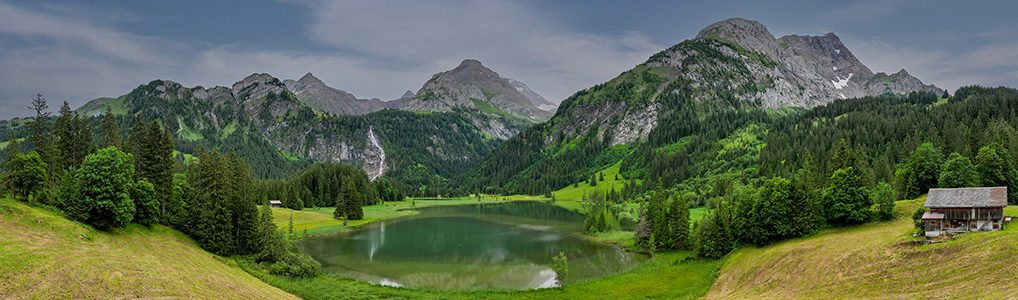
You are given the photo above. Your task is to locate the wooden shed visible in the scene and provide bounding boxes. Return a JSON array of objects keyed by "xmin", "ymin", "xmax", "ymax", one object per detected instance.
[
  {"xmin": 269, "ymin": 200, "xmax": 283, "ymax": 208},
  {"xmin": 922, "ymin": 187, "xmax": 1007, "ymax": 238}
]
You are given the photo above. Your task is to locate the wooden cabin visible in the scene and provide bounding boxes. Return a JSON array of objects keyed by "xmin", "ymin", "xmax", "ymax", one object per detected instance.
[
  {"xmin": 922, "ymin": 187, "xmax": 1007, "ymax": 238},
  {"xmin": 269, "ymin": 200, "xmax": 283, "ymax": 208}
]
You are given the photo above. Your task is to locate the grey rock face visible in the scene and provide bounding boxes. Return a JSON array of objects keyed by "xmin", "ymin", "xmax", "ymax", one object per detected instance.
[
  {"xmin": 507, "ymin": 78, "xmax": 556, "ymax": 111},
  {"xmin": 648, "ymin": 17, "xmax": 943, "ymax": 109},
  {"xmin": 284, "ymin": 72, "xmax": 389, "ymax": 115},
  {"xmin": 403, "ymin": 59, "xmax": 553, "ymax": 139},
  {"xmin": 232, "ymin": 73, "xmax": 288, "ymax": 104}
]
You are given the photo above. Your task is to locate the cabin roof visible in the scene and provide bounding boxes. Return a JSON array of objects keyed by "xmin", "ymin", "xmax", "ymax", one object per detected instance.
[
  {"xmin": 921, "ymin": 211, "xmax": 946, "ymax": 220},
  {"xmin": 269, "ymin": 200, "xmax": 283, "ymax": 204},
  {"xmin": 924, "ymin": 187, "xmax": 1008, "ymax": 208}
]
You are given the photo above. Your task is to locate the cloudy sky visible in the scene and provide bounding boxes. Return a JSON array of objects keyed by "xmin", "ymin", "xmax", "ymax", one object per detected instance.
[{"xmin": 1, "ymin": 0, "xmax": 1016, "ymax": 119}]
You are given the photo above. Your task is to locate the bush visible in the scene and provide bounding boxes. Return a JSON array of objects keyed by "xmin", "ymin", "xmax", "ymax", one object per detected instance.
[
  {"xmin": 912, "ymin": 207, "xmax": 927, "ymax": 235},
  {"xmin": 267, "ymin": 252, "xmax": 321, "ymax": 278}
]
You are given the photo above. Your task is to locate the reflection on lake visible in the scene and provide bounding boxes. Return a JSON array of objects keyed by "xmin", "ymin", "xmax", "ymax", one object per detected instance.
[{"xmin": 300, "ymin": 201, "xmax": 645, "ymax": 290}]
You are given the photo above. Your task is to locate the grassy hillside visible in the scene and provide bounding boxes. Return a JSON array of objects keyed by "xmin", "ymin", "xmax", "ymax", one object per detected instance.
[
  {"xmin": 552, "ymin": 160, "xmax": 639, "ymax": 201},
  {"xmin": 0, "ymin": 198, "xmax": 297, "ymax": 299},
  {"xmin": 705, "ymin": 197, "xmax": 1018, "ymax": 299}
]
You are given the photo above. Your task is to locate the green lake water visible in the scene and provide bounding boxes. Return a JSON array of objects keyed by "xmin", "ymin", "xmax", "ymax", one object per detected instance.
[{"xmin": 300, "ymin": 201, "xmax": 646, "ymax": 290}]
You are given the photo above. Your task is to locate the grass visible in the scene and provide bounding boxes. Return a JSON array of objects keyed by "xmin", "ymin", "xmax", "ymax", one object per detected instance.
[
  {"xmin": 552, "ymin": 160, "xmax": 638, "ymax": 201},
  {"xmin": 704, "ymin": 197, "xmax": 1018, "ymax": 299},
  {"xmin": 75, "ymin": 95, "xmax": 128, "ymax": 117},
  {"xmin": 0, "ymin": 198, "xmax": 297, "ymax": 299},
  {"xmin": 219, "ymin": 121, "xmax": 239, "ymax": 139},
  {"xmin": 240, "ymin": 251, "xmax": 720, "ymax": 300}
]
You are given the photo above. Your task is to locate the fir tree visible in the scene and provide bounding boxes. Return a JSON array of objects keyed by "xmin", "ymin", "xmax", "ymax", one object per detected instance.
[
  {"xmin": 99, "ymin": 106, "xmax": 122, "ymax": 149},
  {"xmin": 26, "ymin": 93, "xmax": 56, "ymax": 188},
  {"xmin": 668, "ymin": 194, "xmax": 690, "ymax": 250}
]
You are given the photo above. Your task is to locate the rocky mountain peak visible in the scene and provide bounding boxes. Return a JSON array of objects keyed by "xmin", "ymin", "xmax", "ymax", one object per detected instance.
[
  {"xmin": 231, "ymin": 73, "xmax": 286, "ymax": 103},
  {"xmin": 401, "ymin": 90, "xmax": 416, "ymax": 99},
  {"xmin": 695, "ymin": 18, "xmax": 778, "ymax": 57},
  {"xmin": 403, "ymin": 59, "xmax": 552, "ymax": 139},
  {"xmin": 646, "ymin": 18, "xmax": 943, "ymax": 108},
  {"xmin": 298, "ymin": 72, "xmax": 324, "ymax": 84}
]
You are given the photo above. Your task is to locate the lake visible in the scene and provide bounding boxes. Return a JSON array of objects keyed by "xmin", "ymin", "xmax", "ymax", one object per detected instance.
[{"xmin": 300, "ymin": 201, "xmax": 646, "ymax": 290}]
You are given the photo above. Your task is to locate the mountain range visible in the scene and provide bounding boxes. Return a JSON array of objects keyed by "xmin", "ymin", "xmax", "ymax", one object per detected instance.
[
  {"xmin": 4, "ymin": 17, "xmax": 944, "ymax": 196},
  {"xmin": 463, "ymin": 17, "xmax": 944, "ymax": 195}
]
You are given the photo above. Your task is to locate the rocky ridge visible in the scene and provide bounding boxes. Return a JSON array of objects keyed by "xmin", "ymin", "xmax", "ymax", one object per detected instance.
[{"xmin": 649, "ymin": 17, "xmax": 943, "ymax": 108}]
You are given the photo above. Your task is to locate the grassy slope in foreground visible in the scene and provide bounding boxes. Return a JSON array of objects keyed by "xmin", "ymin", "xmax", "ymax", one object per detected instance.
[
  {"xmin": 0, "ymin": 198, "xmax": 297, "ymax": 299},
  {"xmin": 706, "ymin": 197, "xmax": 1018, "ymax": 299}
]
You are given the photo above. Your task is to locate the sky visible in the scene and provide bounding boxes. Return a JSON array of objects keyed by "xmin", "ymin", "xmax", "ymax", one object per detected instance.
[{"xmin": 1, "ymin": 0, "xmax": 1017, "ymax": 119}]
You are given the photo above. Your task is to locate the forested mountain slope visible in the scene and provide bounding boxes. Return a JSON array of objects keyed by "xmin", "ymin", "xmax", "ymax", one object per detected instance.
[
  {"xmin": 460, "ymin": 18, "xmax": 950, "ymax": 196},
  {"xmin": 0, "ymin": 60, "xmax": 548, "ymax": 195}
]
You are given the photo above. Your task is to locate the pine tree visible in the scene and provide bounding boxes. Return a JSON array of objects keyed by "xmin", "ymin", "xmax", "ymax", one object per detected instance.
[
  {"xmin": 191, "ymin": 150, "xmax": 235, "ymax": 255},
  {"xmin": 258, "ymin": 199, "xmax": 276, "ymax": 254},
  {"xmin": 599, "ymin": 172, "xmax": 604, "ymax": 182},
  {"xmin": 53, "ymin": 101, "xmax": 74, "ymax": 171},
  {"xmin": 227, "ymin": 150, "xmax": 260, "ymax": 254},
  {"xmin": 99, "ymin": 106, "xmax": 122, "ymax": 149},
  {"xmin": 668, "ymin": 194, "xmax": 690, "ymax": 250},
  {"xmin": 3, "ymin": 131, "xmax": 21, "ymax": 173},
  {"xmin": 26, "ymin": 93, "xmax": 56, "ymax": 188},
  {"xmin": 648, "ymin": 180, "xmax": 667, "ymax": 249}
]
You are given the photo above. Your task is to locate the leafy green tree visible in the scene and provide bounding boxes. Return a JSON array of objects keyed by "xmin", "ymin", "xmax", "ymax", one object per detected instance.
[
  {"xmin": 871, "ymin": 181, "xmax": 896, "ymax": 221},
  {"xmin": 132, "ymin": 179, "xmax": 159, "ymax": 226},
  {"xmin": 64, "ymin": 147, "xmax": 136, "ymax": 230},
  {"xmin": 912, "ymin": 207, "xmax": 927, "ymax": 235},
  {"xmin": 900, "ymin": 143, "xmax": 944, "ymax": 199},
  {"xmin": 975, "ymin": 144, "xmax": 1018, "ymax": 203},
  {"xmin": 823, "ymin": 167, "xmax": 871, "ymax": 225},
  {"xmin": 938, "ymin": 152, "xmax": 978, "ymax": 188},
  {"xmin": 551, "ymin": 251, "xmax": 568, "ymax": 290},
  {"xmin": 746, "ymin": 177, "xmax": 793, "ymax": 245},
  {"xmin": 7, "ymin": 151, "xmax": 47, "ymax": 203}
]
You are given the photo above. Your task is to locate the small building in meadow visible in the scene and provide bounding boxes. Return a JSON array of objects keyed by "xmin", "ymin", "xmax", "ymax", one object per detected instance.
[
  {"xmin": 922, "ymin": 187, "xmax": 1007, "ymax": 238},
  {"xmin": 269, "ymin": 200, "xmax": 283, "ymax": 208}
]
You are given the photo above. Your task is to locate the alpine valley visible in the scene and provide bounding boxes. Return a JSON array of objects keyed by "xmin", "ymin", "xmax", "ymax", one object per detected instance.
[{"xmin": 7, "ymin": 12, "xmax": 1018, "ymax": 299}]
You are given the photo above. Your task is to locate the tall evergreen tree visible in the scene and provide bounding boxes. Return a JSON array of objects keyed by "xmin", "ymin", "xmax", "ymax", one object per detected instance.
[
  {"xmin": 26, "ymin": 94, "xmax": 56, "ymax": 188},
  {"xmin": 227, "ymin": 150, "xmax": 260, "ymax": 254},
  {"xmin": 667, "ymin": 194, "xmax": 690, "ymax": 250},
  {"xmin": 189, "ymin": 150, "xmax": 235, "ymax": 255},
  {"xmin": 647, "ymin": 180, "xmax": 668, "ymax": 249},
  {"xmin": 99, "ymin": 106, "xmax": 122, "ymax": 149}
]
